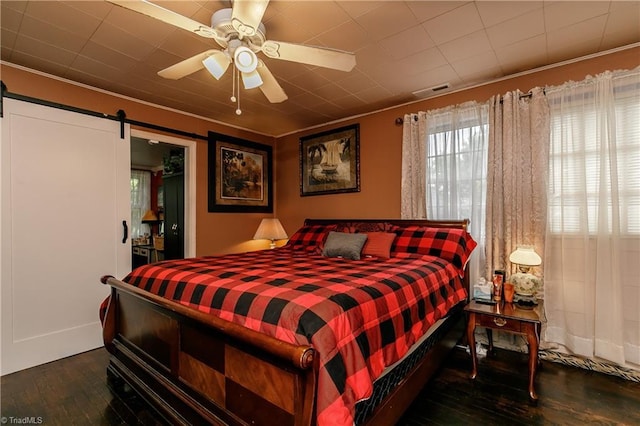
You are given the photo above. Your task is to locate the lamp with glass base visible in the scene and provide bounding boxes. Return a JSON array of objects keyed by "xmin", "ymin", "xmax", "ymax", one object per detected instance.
[{"xmin": 508, "ymin": 246, "xmax": 542, "ymax": 305}]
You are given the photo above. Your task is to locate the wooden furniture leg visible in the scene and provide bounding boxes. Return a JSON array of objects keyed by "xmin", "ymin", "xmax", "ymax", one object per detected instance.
[
  {"xmin": 486, "ymin": 328, "xmax": 494, "ymax": 355},
  {"xmin": 526, "ymin": 323, "xmax": 540, "ymax": 401},
  {"xmin": 464, "ymin": 300, "xmax": 543, "ymax": 401},
  {"xmin": 466, "ymin": 312, "xmax": 478, "ymax": 379}
]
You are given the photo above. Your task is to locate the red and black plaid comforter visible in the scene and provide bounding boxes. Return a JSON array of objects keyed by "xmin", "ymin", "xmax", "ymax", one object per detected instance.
[{"xmin": 118, "ymin": 248, "xmax": 467, "ymax": 425}]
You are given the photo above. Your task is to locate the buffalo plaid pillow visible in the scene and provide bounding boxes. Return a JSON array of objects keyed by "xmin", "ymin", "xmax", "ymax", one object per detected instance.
[
  {"xmin": 284, "ymin": 224, "xmax": 337, "ymax": 253},
  {"xmin": 391, "ymin": 226, "xmax": 477, "ymax": 275}
]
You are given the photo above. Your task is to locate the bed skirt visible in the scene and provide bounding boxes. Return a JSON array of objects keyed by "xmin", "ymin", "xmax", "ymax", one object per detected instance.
[{"xmin": 354, "ymin": 301, "xmax": 465, "ymax": 423}]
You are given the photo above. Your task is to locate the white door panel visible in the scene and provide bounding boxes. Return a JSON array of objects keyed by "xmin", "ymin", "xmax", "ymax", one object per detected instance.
[{"xmin": 1, "ymin": 98, "xmax": 130, "ymax": 375}]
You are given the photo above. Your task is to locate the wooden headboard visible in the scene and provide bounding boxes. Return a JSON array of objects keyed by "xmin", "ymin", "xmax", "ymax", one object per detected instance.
[
  {"xmin": 303, "ymin": 218, "xmax": 472, "ymax": 294},
  {"xmin": 304, "ymin": 217, "xmax": 469, "ymax": 231}
]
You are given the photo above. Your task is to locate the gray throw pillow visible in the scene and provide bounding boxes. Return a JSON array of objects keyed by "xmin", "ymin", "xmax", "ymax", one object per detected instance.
[{"xmin": 322, "ymin": 231, "xmax": 368, "ymax": 260}]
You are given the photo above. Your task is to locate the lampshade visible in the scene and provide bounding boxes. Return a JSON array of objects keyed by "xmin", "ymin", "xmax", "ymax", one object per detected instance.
[
  {"xmin": 241, "ymin": 69, "xmax": 263, "ymax": 89},
  {"xmin": 202, "ymin": 52, "xmax": 230, "ymax": 80},
  {"xmin": 141, "ymin": 210, "xmax": 158, "ymax": 222},
  {"xmin": 509, "ymin": 246, "xmax": 541, "ymax": 266},
  {"xmin": 253, "ymin": 218, "xmax": 288, "ymax": 249}
]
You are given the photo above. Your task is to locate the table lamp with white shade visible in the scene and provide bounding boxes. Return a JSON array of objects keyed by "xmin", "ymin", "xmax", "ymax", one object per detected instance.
[
  {"xmin": 253, "ymin": 218, "xmax": 288, "ymax": 249},
  {"xmin": 508, "ymin": 246, "xmax": 542, "ymax": 305}
]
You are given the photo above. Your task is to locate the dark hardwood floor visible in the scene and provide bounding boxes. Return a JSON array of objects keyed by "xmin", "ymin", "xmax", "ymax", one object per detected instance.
[{"xmin": 2, "ymin": 345, "xmax": 639, "ymax": 425}]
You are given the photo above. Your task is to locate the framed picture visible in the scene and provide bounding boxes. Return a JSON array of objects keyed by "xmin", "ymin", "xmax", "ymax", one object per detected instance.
[
  {"xmin": 299, "ymin": 123, "xmax": 360, "ymax": 196},
  {"xmin": 208, "ymin": 132, "xmax": 273, "ymax": 212}
]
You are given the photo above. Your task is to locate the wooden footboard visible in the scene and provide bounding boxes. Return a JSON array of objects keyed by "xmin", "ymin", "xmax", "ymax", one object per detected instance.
[
  {"xmin": 102, "ymin": 278, "xmax": 464, "ymax": 425},
  {"xmin": 101, "ymin": 276, "xmax": 317, "ymax": 425}
]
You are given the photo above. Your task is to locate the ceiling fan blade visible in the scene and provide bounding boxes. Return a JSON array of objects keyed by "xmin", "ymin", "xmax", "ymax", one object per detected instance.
[
  {"xmin": 231, "ymin": 0, "xmax": 269, "ymax": 38},
  {"xmin": 261, "ymin": 40, "xmax": 356, "ymax": 72},
  {"xmin": 256, "ymin": 61, "xmax": 287, "ymax": 103},
  {"xmin": 158, "ymin": 50, "xmax": 226, "ymax": 80},
  {"xmin": 108, "ymin": 0, "xmax": 218, "ymax": 38}
]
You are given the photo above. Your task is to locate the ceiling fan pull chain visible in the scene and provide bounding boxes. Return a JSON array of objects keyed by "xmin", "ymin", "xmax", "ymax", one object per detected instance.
[
  {"xmin": 230, "ymin": 64, "xmax": 237, "ymax": 103},
  {"xmin": 235, "ymin": 66, "xmax": 242, "ymax": 115}
]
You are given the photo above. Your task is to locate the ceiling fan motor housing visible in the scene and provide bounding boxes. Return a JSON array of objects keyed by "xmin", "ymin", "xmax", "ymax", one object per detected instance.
[{"xmin": 211, "ymin": 8, "xmax": 266, "ymax": 52}]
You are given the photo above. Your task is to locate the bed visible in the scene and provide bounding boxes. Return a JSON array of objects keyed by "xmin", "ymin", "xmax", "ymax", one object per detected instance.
[{"xmin": 100, "ymin": 218, "xmax": 475, "ymax": 425}]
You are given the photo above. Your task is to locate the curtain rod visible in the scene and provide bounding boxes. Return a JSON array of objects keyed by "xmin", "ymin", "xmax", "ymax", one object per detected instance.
[
  {"xmin": 394, "ymin": 90, "xmax": 542, "ymax": 125},
  {"xmin": 0, "ymin": 81, "xmax": 208, "ymax": 141}
]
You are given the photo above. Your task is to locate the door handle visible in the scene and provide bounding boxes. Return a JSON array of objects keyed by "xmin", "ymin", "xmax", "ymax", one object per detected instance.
[{"xmin": 122, "ymin": 220, "xmax": 128, "ymax": 244}]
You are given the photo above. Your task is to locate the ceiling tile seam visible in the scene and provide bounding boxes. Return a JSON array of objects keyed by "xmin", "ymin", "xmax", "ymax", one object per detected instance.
[
  {"xmin": 30, "ymin": 5, "xmax": 98, "ymax": 71},
  {"xmin": 19, "ymin": 17, "xmax": 92, "ymax": 75},
  {"xmin": 476, "ymin": 3, "xmax": 545, "ymax": 30},
  {"xmin": 91, "ymin": 24, "xmax": 156, "ymax": 66},
  {"xmin": 3, "ymin": 10, "xmax": 24, "ymax": 54},
  {"xmin": 540, "ymin": 0, "xmax": 552, "ymax": 63},
  {"xmin": 40, "ymin": 4, "xmax": 102, "ymax": 43},
  {"xmin": 598, "ymin": 2, "xmax": 616, "ymax": 52},
  {"xmin": 352, "ymin": 6, "xmax": 421, "ymax": 45},
  {"xmin": 415, "ymin": 1, "xmax": 474, "ymax": 28},
  {"xmin": 69, "ymin": 53, "xmax": 126, "ymax": 78},
  {"xmin": 12, "ymin": 33, "xmax": 80, "ymax": 72},
  {"xmin": 80, "ymin": 9, "xmax": 138, "ymax": 70}
]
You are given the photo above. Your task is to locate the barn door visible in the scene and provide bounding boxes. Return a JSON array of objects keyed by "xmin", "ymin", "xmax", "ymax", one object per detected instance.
[{"xmin": 1, "ymin": 98, "xmax": 131, "ymax": 375}]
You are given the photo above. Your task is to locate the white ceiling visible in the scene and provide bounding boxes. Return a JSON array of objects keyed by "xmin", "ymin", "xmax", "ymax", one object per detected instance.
[{"xmin": 2, "ymin": 1, "xmax": 639, "ymax": 137}]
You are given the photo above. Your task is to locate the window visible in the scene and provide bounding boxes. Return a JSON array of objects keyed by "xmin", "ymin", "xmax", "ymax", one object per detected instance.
[
  {"xmin": 548, "ymin": 77, "xmax": 640, "ymax": 234},
  {"xmin": 544, "ymin": 69, "xmax": 640, "ymax": 366},
  {"xmin": 426, "ymin": 122, "xmax": 489, "ymax": 226},
  {"xmin": 424, "ymin": 103, "xmax": 489, "ymax": 284},
  {"xmin": 130, "ymin": 169, "xmax": 151, "ymax": 239}
]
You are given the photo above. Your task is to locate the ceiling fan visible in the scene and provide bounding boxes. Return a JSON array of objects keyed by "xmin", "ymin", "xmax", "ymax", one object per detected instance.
[{"xmin": 108, "ymin": 0, "xmax": 357, "ymax": 113}]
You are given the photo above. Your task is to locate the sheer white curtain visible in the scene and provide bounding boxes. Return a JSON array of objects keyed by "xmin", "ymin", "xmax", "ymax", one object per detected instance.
[
  {"xmin": 130, "ymin": 169, "xmax": 151, "ymax": 239},
  {"xmin": 485, "ymin": 88, "xmax": 550, "ymax": 280},
  {"xmin": 401, "ymin": 102, "xmax": 489, "ymax": 285},
  {"xmin": 544, "ymin": 68, "xmax": 640, "ymax": 367}
]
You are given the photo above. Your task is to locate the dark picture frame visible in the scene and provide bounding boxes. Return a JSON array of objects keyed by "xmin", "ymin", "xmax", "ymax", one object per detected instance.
[
  {"xmin": 299, "ymin": 123, "xmax": 360, "ymax": 196},
  {"xmin": 208, "ymin": 132, "xmax": 273, "ymax": 213}
]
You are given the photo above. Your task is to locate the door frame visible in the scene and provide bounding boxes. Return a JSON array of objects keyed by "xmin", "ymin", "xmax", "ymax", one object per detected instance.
[{"xmin": 131, "ymin": 129, "xmax": 196, "ymax": 258}]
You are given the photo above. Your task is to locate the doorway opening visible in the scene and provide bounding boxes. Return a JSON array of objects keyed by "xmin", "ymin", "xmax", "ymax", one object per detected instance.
[{"xmin": 130, "ymin": 130, "xmax": 196, "ymax": 265}]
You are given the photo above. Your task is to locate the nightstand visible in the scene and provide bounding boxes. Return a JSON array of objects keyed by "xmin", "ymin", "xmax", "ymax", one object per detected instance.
[{"xmin": 464, "ymin": 300, "xmax": 543, "ymax": 400}]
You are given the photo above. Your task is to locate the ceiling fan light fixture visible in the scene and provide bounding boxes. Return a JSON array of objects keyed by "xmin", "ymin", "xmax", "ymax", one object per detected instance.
[
  {"xmin": 116, "ymin": 0, "xmax": 356, "ymax": 114},
  {"xmin": 234, "ymin": 46, "xmax": 258, "ymax": 73},
  {"xmin": 241, "ymin": 69, "xmax": 263, "ymax": 89},
  {"xmin": 202, "ymin": 54, "xmax": 230, "ymax": 80}
]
